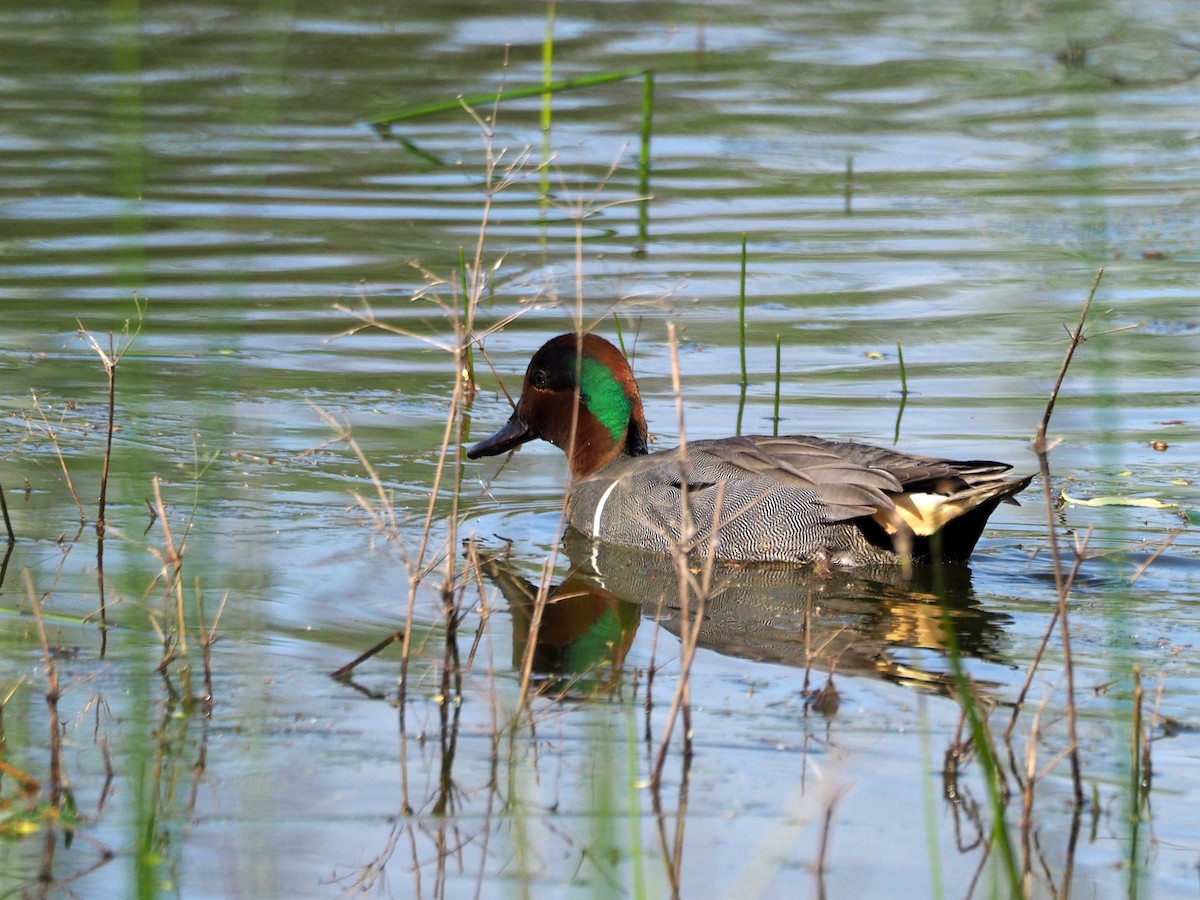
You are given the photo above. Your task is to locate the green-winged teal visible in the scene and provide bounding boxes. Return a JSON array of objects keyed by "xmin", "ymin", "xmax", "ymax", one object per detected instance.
[{"xmin": 468, "ymin": 333, "xmax": 1031, "ymax": 565}]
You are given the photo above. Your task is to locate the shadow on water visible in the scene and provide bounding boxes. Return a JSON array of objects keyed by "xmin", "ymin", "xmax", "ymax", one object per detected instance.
[{"xmin": 479, "ymin": 530, "xmax": 1013, "ymax": 699}]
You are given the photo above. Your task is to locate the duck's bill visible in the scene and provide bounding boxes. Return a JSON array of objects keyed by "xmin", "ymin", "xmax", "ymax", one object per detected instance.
[{"xmin": 467, "ymin": 411, "xmax": 534, "ymax": 458}]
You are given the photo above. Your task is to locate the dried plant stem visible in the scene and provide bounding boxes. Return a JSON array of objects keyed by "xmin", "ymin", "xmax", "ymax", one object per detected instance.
[
  {"xmin": 1019, "ymin": 699, "xmax": 1049, "ymax": 892},
  {"xmin": 331, "ymin": 629, "xmax": 406, "ymax": 680},
  {"xmin": 812, "ymin": 788, "xmax": 846, "ymax": 900},
  {"xmin": 772, "ymin": 334, "xmax": 782, "ymax": 436},
  {"xmin": 1129, "ymin": 529, "xmax": 1181, "ymax": 585},
  {"xmin": 151, "ymin": 476, "xmax": 192, "ymax": 701},
  {"xmin": 77, "ymin": 301, "xmax": 144, "ymax": 532},
  {"xmin": 0, "ymin": 478, "xmax": 13, "ymax": 543},
  {"xmin": 196, "ymin": 584, "xmax": 227, "ymax": 708},
  {"xmin": 1005, "ymin": 529, "xmax": 1090, "ymax": 743},
  {"xmin": 31, "ymin": 392, "xmax": 85, "ymax": 525},
  {"xmin": 843, "ymin": 155, "xmax": 854, "ymax": 214},
  {"xmin": 25, "ymin": 570, "xmax": 68, "ymax": 814},
  {"xmin": 97, "ymin": 335, "xmax": 116, "ymax": 536},
  {"xmin": 1035, "ymin": 269, "xmax": 1102, "ymax": 442},
  {"xmin": 645, "ymin": 324, "xmax": 721, "ymax": 900},
  {"xmin": 651, "ymin": 325, "xmax": 724, "ymax": 788},
  {"xmin": 1131, "ymin": 666, "xmax": 1148, "ymax": 812},
  {"xmin": 512, "ymin": 161, "xmax": 626, "ymax": 715},
  {"xmin": 1031, "ymin": 268, "xmax": 1102, "ymax": 810}
]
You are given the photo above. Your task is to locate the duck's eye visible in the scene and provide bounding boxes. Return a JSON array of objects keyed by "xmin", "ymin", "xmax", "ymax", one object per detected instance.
[{"xmin": 530, "ymin": 368, "xmax": 549, "ymax": 389}]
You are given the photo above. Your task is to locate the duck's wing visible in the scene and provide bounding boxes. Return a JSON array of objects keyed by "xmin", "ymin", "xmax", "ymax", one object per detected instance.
[{"xmin": 683, "ymin": 434, "xmax": 1019, "ymax": 524}]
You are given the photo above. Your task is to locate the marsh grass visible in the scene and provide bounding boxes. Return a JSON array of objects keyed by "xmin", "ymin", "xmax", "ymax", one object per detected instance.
[
  {"xmin": 323, "ymin": 135, "xmax": 1149, "ymax": 896},
  {"xmin": 367, "ymin": 36, "xmax": 655, "ymax": 250},
  {"xmin": 0, "ymin": 478, "xmax": 14, "ymax": 545},
  {"xmin": 0, "ymin": 298, "xmax": 232, "ymax": 891},
  {"xmin": 928, "ymin": 268, "xmax": 1161, "ymax": 898},
  {"xmin": 1, "ymin": 35, "xmax": 1169, "ymax": 895},
  {"xmin": 892, "ymin": 342, "xmax": 909, "ymax": 445}
]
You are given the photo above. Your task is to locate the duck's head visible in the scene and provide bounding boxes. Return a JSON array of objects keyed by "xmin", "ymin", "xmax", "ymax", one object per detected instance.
[{"xmin": 467, "ymin": 333, "xmax": 649, "ymax": 480}]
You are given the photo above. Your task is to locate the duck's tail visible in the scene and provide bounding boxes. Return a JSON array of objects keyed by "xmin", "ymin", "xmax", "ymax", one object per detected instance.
[{"xmin": 873, "ymin": 474, "xmax": 1034, "ymax": 563}]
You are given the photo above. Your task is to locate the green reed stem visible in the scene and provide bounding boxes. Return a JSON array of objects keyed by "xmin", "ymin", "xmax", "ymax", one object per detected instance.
[
  {"xmin": 735, "ymin": 384, "xmax": 747, "ymax": 438},
  {"xmin": 540, "ymin": 1, "xmax": 555, "ymax": 204},
  {"xmin": 458, "ymin": 247, "xmax": 474, "ymax": 387},
  {"xmin": 0, "ymin": 478, "xmax": 13, "ymax": 543},
  {"xmin": 943, "ymin": 624, "xmax": 1020, "ymax": 893},
  {"xmin": 541, "ymin": 2, "xmax": 555, "ymax": 140},
  {"xmin": 918, "ymin": 696, "xmax": 945, "ymax": 900},
  {"xmin": 1131, "ymin": 666, "xmax": 1145, "ymax": 811},
  {"xmin": 612, "ymin": 312, "xmax": 626, "ymax": 357},
  {"xmin": 844, "ymin": 155, "xmax": 854, "ymax": 215},
  {"xmin": 891, "ymin": 344, "xmax": 909, "ymax": 444},
  {"xmin": 626, "ymin": 701, "xmax": 647, "ymax": 900},
  {"xmin": 1128, "ymin": 664, "xmax": 1147, "ymax": 896},
  {"xmin": 739, "ymin": 233, "xmax": 748, "ymax": 387},
  {"xmin": 369, "ymin": 69, "xmax": 647, "ymax": 127},
  {"xmin": 772, "ymin": 335, "xmax": 782, "ymax": 437},
  {"xmin": 636, "ymin": 70, "xmax": 655, "ymax": 255}
]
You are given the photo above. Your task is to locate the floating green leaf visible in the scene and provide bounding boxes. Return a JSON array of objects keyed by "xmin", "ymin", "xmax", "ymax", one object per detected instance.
[{"xmin": 1059, "ymin": 492, "xmax": 1176, "ymax": 509}]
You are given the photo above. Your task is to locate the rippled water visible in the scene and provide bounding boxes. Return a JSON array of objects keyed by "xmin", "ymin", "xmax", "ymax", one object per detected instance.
[{"xmin": 2, "ymin": 0, "xmax": 1199, "ymax": 896}]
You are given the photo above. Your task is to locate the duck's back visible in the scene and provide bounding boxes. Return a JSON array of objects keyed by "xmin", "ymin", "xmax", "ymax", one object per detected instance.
[{"xmin": 566, "ymin": 434, "xmax": 1028, "ymax": 565}]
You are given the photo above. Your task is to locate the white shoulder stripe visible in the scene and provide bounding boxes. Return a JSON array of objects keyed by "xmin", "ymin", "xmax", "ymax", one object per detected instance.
[{"xmin": 591, "ymin": 478, "xmax": 621, "ymax": 538}]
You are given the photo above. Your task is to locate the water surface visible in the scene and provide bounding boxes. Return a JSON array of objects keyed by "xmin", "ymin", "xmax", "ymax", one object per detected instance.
[{"xmin": 1, "ymin": 0, "xmax": 1198, "ymax": 896}]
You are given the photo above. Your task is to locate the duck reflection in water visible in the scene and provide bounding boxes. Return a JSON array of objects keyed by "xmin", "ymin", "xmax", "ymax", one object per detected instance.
[{"xmin": 477, "ymin": 529, "xmax": 1011, "ymax": 701}]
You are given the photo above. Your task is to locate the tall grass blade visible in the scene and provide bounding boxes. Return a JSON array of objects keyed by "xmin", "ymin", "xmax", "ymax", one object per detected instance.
[
  {"xmin": 735, "ymin": 383, "xmax": 747, "ymax": 438},
  {"xmin": 612, "ymin": 311, "xmax": 627, "ymax": 357},
  {"xmin": 458, "ymin": 247, "xmax": 475, "ymax": 389},
  {"xmin": 1032, "ymin": 268, "xmax": 1104, "ymax": 810},
  {"xmin": 636, "ymin": 70, "xmax": 655, "ymax": 255},
  {"xmin": 918, "ymin": 695, "xmax": 945, "ymax": 900},
  {"xmin": 893, "ymin": 342, "xmax": 908, "ymax": 444},
  {"xmin": 369, "ymin": 69, "xmax": 647, "ymax": 128},
  {"xmin": 843, "ymin": 155, "xmax": 853, "ymax": 215},
  {"xmin": 772, "ymin": 335, "xmax": 782, "ymax": 437},
  {"xmin": 739, "ymin": 234, "xmax": 748, "ymax": 388},
  {"xmin": 541, "ymin": 0, "xmax": 556, "ymax": 203},
  {"xmin": 0, "ymin": 479, "xmax": 13, "ymax": 543},
  {"xmin": 942, "ymin": 615, "xmax": 1021, "ymax": 894}
]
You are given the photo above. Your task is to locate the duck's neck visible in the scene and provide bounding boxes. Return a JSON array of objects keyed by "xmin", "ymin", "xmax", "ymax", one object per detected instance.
[{"xmin": 557, "ymin": 355, "xmax": 648, "ymax": 481}]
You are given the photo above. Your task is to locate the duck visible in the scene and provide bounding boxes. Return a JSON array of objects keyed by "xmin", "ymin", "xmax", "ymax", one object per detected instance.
[{"xmin": 467, "ymin": 332, "xmax": 1032, "ymax": 566}]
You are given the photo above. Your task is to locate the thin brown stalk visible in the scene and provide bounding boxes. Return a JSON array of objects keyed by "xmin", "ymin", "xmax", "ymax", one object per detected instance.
[
  {"xmin": 30, "ymin": 392, "xmax": 86, "ymax": 525},
  {"xmin": 25, "ymin": 569, "xmax": 68, "ymax": 814},
  {"xmin": 1035, "ymin": 268, "xmax": 1102, "ymax": 442},
  {"xmin": 77, "ymin": 301, "xmax": 144, "ymax": 534},
  {"xmin": 1131, "ymin": 666, "xmax": 1147, "ymax": 812},
  {"xmin": 331, "ymin": 628, "xmax": 406, "ymax": 680},
  {"xmin": 511, "ymin": 157, "xmax": 628, "ymax": 717},
  {"xmin": 151, "ymin": 476, "xmax": 191, "ymax": 700},
  {"xmin": 326, "ymin": 92, "xmax": 529, "ymax": 694},
  {"xmin": 1128, "ymin": 529, "xmax": 1181, "ymax": 585},
  {"xmin": 0, "ymin": 477, "xmax": 13, "ymax": 543},
  {"xmin": 1028, "ymin": 269, "xmax": 1102, "ymax": 810},
  {"xmin": 1005, "ymin": 528, "xmax": 1091, "ymax": 742},
  {"xmin": 650, "ymin": 719, "xmax": 693, "ymax": 900},
  {"xmin": 1018, "ymin": 697, "xmax": 1051, "ymax": 896},
  {"xmin": 651, "ymin": 323, "xmax": 710, "ymax": 790},
  {"xmin": 95, "ymin": 531, "xmax": 109, "ymax": 657},
  {"xmin": 96, "ymin": 333, "xmax": 117, "ymax": 537},
  {"xmin": 643, "ymin": 325, "xmax": 722, "ymax": 900},
  {"xmin": 461, "ymin": 540, "xmax": 493, "ymax": 672},
  {"xmin": 812, "ymin": 787, "xmax": 846, "ymax": 900},
  {"xmin": 197, "ymin": 585, "xmax": 228, "ymax": 709},
  {"xmin": 0, "ymin": 756, "xmax": 40, "ymax": 795}
]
